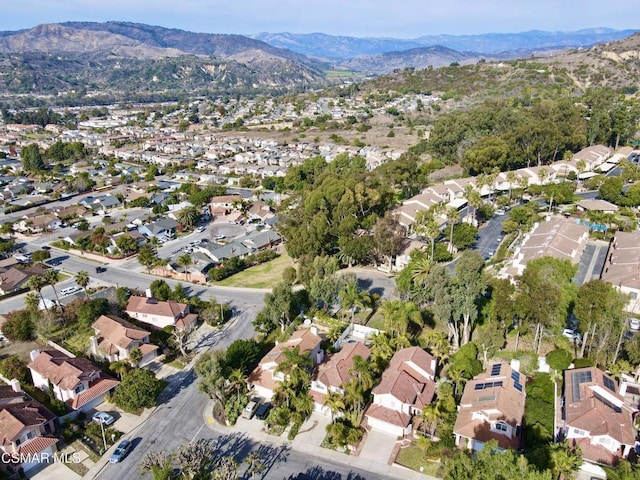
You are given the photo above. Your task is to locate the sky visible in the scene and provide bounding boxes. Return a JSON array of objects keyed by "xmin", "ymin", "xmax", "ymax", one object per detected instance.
[{"xmin": 3, "ymin": 0, "xmax": 639, "ymax": 38}]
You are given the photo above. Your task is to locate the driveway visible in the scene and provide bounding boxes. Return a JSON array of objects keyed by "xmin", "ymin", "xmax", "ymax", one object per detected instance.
[
  {"xmin": 358, "ymin": 429, "xmax": 399, "ymax": 464},
  {"xmin": 27, "ymin": 459, "xmax": 82, "ymax": 480}
]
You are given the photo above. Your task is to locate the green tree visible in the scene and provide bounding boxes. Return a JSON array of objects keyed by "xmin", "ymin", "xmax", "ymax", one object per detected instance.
[
  {"xmin": 138, "ymin": 244, "xmax": 160, "ymax": 272},
  {"xmin": 75, "ymin": 270, "xmax": 89, "ymax": 298},
  {"xmin": 379, "ymin": 299, "xmax": 423, "ymax": 337},
  {"xmin": 323, "ymin": 390, "xmax": 346, "ymax": 423},
  {"xmin": 43, "ymin": 269, "xmax": 61, "ymax": 306},
  {"xmin": 176, "ymin": 206, "xmax": 201, "ymax": 230},
  {"xmin": 549, "ymin": 441, "xmax": 583, "ymax": 480},
  {"xmin": 113, "ymin": 368, "xmax": 165, "ymax": 411},
  {"xmin": 115, "ymin": 234, "xmax": 139, "ymax": 255},
  {"xmin": 451, "ymin": 223, "xmax": 478, "ymax": 250},
  {"xmin": 27, "ymin": 275, "xmax": 47, "ymax": 313},
  {"xmin": 21, "ymin": 144, "xmax": 45, "ymax": 172},
  {"xmin": 177, "ymin": 254, "xmax": 192, "ymax": 280},
  {"xmin": 454, "ymin": 251, "xmax": 486, "ymax": 345}
]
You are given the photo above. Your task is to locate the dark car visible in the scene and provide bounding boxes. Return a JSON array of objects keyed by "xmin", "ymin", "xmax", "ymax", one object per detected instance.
[
  {"xmin": 96, "ymin": 266, "xmax": 107, "ymax": 273},
  {"xmin": 109, "ymin": 439, "xmax": 132, "ymax": 463},
  {"xmin": 255, "ymin": 402, "xmax": 272, "ymax": 420}
]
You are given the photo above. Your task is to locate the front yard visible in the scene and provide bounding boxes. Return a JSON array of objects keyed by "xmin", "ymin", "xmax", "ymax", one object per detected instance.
[
  {"xmin": 215, "ymin": 252, "xmax": 294, "ymax": 288},
  {"xmin": 395, "ymin": 445, "xmax": 441, "ymax": 476}
]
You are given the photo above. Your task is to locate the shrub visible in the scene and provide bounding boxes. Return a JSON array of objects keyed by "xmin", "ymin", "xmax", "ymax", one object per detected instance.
[
  {"xmin": 2, "ymin": 310, "xmax": 35, "ymax": 341},
  {"xmin": 573, "ymin": 357, "xmax": 594, "ymax": 368},
  {"xmin": 546, "ymin": 349, "xmax": 572, "ymax": 371},
  {"xmin": 0, "ymin": 356, "xmax": 29, "ymax": 383},
  {"xmin": 113, "ymin": 369, "xmax": 166, "ymax": 411}
]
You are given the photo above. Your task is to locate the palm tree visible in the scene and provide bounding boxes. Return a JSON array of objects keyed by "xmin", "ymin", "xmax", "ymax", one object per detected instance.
[
  {"xmin": 463, "ymin": 184, "xmax": 482, "ymax": 225},
  {"xmin": 445, "ymin": 207, "xmax": 459, "ymax": 252},
  {"xmin": 415, "ymin": 434, "xmax": 432, "ymax": 460},
  {"xmin": 506, "ymin": 171, "xmax": 517, "ymax": 202},
  {"xmin": 370, "ymin": 333, "xmax": 394, "ymax": 367},
  {"xmin": 343, "ymin": 380, "xmax": 365, "ymax": 419},
  {"xmin": 110, "ymin": 360, "xmax": 130, "ymax": 380},
  {"xmin": 414, "ymin": 208, "xmax": 441, "ymax": 260},
  {"xmin": 419, "ymin": 404, "xmax": 440, "ymax": 438},
  {"xmin": 176, "ymin": 206, "xmax": 200, "ymax": 230},
  {"xmin": 225, "ymin": 368, "xmax": 246, "ymax": 403},
  {"xmin": 338, "ymin": 284, "xmax": 371, "ymax": 323},
  {"xmin": 549, "ymin": 441, "xmax": 583, "ymax": 480},
  {"xmin": 274, "ymin": 380, "xmax": 297, "ymax": 408},
  {"xmin": 24, "ymin": 292, "xmax": 40, "ymax": 315},
  {"xmin": 410, "ymin": 256, "xmax": 433, "ymax": 290},
  {"xmin": 349, "ymin": 355, "xmax": 374, "ymax": 392},
  {"xmin": 323, "ymin": 391, "xmax": 346, "ymax": 423},
  {"xmin": 379, "ymin": 299, "xmax": 423, "ymax": 337},
  {"xmin": 275, "ymin": 347, "xmax": 313, "ymax": 388},
  {"xmin": 43, "ymin": 269, "xmax": 61, "ymax": 306},
  {"xmin": 177, "ymin": 253, "xmax": 192, "ymax": 281},
  {"xmin": 27, "ymin": 275, "xmax": 47, "ymax": 313},
  {"xmin": 448, "ymin": 367, "xmax": 468, "ymax": 399},
  {"xmin": 75, "ymin": 270, "xmax": 89, "ymax": 298}
]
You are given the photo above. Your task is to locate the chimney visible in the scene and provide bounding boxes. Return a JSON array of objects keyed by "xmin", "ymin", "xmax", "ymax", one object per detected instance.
[
  {"xmin": 89, "ymin": 336, "xmax": 99, "ymax": 355},
  {"xmin": 145, "ymin": 288, "xmax": 153, "ymax": 298},
  {"xmin": 10, "ymin": 379, "xmax": 21, "ymax": 393},
  {"xmin": 510, "ymin": 358, "xmax": 521, "ymax": 373},
  {"xmin": 29, "ymin": 349, "xmax": 41, "ymax": 362}
]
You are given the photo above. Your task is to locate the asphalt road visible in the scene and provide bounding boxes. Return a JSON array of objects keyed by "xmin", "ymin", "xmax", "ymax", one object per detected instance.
[{"xmin": 93, "ymin": 313, "xmax": 387, "ymax": 480}]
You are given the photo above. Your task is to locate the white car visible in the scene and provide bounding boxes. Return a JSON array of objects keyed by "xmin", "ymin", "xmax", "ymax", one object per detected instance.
[
  {"xmin": 92, "ymin": 411, "xmax": 115, "ymax": 426},
  {"xmin": 495, "ymin": 209, "xmax": 506, "ymax": 216},
  {"xmin": 60, "ymin": 286, "xmax": 82, "ymax": 296},
  {"xmin": 630, "ymin": 319, "xmax": 640, "ymax": 331},
  {"xmin": 562, "ymin": 329, "xmax": 582, "ymax": 342}
]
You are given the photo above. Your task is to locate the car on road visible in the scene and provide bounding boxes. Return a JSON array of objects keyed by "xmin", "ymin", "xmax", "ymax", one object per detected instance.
[
  {"xmin": 96, "ymin": 266, "xmax": 107, "ymax": 273},
  {"xmin": 495, "ymin": 209, "xmax": 506, "ymax": 216},
  {"xmin": 242, "ymin": 397, "xmax": 260, "ymax": 419},
  {"xmin": 41, "ymin": 246, "xmax": 51, "ymax": 250},
  {"xmin": 92, "ymin": 412, "xmax": 115, "ymax": 426},
  {"xmin": 60, "ymin": 286, "xmax": 82, "ymax": 296},
  {"xmin": 214, "ymin": 234, "xmax": 226, "ymax": 240},
  {"xmin": 109, "ymin": 439, "xmax": 132, "ymax": 463},
  {"xmin": 197, "ymin": 225, "xmax": 206, "ymax": 232},
  {"xmin": 255, "ymin": 402, "xmax": 272, "ymax": 420},
  {"xmin": 630, "ymin": 318, "xmax": 640, "ymax": 331},
  {"xmin": 562, "ymin": 328, "xmax": 582, "ymax": 342}
]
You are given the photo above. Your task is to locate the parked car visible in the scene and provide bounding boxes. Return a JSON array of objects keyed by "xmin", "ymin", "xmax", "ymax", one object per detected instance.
[
  {"xmin": 92, "ymin": 411, "xmax": 115, "ymax": 426},
  {"xmin": 630, "ymin": 318, "xmax": 640, "ymax": 331},
  {"xmin": 60, "ymin": 286, "xmax": 82, "ymax": 296},
  {"xmin": 109, "ymin": 439, "xmax": 132, "ymax": 463},
  {"xmin": 495, "ymin": 209, "xmax": 506, "ymax": 216},
  {"xmin": 255, "ymin": 402, "xmax": 272, "ymax": 420},
  {"xmin": 562, "ymin": 329, "xmax": 582, "ymax": 342},
  {"xmin": 242, "ymin": 397, "xmax": 260, "ymax": 419}
]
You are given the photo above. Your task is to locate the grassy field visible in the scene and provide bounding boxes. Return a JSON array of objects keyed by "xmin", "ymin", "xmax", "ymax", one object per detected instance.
[{"xmin": 216, "ymin": 253, "xmax": 294, "ymax": 288}]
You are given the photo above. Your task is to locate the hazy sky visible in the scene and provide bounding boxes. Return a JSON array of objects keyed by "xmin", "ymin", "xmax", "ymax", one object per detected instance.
[{"xmin": 3, "ymin": 0, "xmax": 638, "ymax": 38}]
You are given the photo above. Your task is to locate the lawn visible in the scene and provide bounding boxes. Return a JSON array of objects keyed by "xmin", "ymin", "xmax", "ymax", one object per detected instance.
[
  {"xmin": 395, "ymin": 446, "xmax": 441, "ymax": 476},
  {"xmin": 216, "ymin": 253, "xmax": 294, "ymax": 288},
  {"xmin": 366, "ymin": 310, "xmax": 385, "ymax": 330}
]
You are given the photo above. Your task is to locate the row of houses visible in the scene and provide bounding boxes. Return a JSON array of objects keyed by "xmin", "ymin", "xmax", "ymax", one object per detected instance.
[{"xmin": 245, "ymin": 323, "xmax": 639, "ymax": 467}]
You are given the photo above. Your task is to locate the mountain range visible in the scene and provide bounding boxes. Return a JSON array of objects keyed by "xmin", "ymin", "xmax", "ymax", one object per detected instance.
[{"xmin": 0, "ymin": 22, "xmax": 637, "ymax": 101}]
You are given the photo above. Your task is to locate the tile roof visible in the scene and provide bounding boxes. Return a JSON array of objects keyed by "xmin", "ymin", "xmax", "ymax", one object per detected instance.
[
  {"xmin": 371, "ymin": 347, "xmax": 436, "ymax": 411},
  {"xmin": 316, "ymin": 341, "xmax": 370, "ymax": 389},
  {"xmin": 16, "ymin": 435, "xmax": 58, "ymax": 456},
  {"xmin": 0, "ymin": 400, "xmax": 55, "ymax": 443},
  {"xmin": 601, "ymin": 231, "xmax": 640, "ymax": 291},
  {"xmin": 365, "ymin": 404, "xmax": 412, "ymax": 428},
  {"xmin": 564, "ymin": 366, "xmax": 635, "ymax": 463},
  {"xmin": 453, "ymin": 362, "xmax": 526, "ymax": 451},
  {"xmin": 92, "ymin": 314, "xmax": 150, "ymax": 352},
  {"xmin": 28, "ymin": 350, "xmax": 101, "ymax": 391},
  {"xmin": 125, "ymin": 296, "xmax": 188, "ymax": 319},
  {"xmin": 69, "ymin": 378, "xmax": 120, "ymax": 410},
  {"xmin": 260, "ymin": 329, "xmax": 322, "ymax": 367}
]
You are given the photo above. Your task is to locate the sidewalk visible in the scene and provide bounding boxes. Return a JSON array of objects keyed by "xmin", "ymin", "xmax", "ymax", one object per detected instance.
[{"xmin": 202, "ymin": 400, "xmax": 437, "ymax": 480}]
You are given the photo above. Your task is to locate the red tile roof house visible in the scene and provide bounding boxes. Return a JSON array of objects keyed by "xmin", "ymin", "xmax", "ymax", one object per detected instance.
[
  {"xmin": 310, "ymin": 341, "xmax": 371, "ymax": 416},
  {"xmin": 247, "ymin": 328, "xmax": 324, "ymax": 400},
  {"xmin": 364, "ymin": 346, "xmax": 437, "ymax": 437},
  {"xmin": 564, "ymin": 367, "xmax": 637, "ymax": 466},
  {"xmin": 125, "ymin": 295, "xmax": 198, "ymax": 330},
  {"xmin": 27, "ymin": 349, "xmax": 119, "ymax": 414},
  {"xmin": 90, "ymin": 315, "xmax": 158, "ymax": 366},
  {"xmin": 453, "ymin": 362, "xmax": 525, "ymax": 452},
  {"xmin": 0, "ymin": 381, "xmax": 58, "ymax": 475}
]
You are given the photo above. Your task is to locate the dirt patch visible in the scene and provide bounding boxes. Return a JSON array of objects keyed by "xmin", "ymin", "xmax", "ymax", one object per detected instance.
[{"xmin": 0, "ymin": 339, "xmax": 46, "ymax": 363}]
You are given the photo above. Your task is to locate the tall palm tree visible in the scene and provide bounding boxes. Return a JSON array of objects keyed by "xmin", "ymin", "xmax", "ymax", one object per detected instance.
[
  {"xmin": 75, "ymin": 270, "xmax": 90, "ymax": 299},
  {"xmin": 338, "ymin": 284, "xmax": 371, "ymax": 323},
  {"xmin": 445, "ymin": 207, "xmax": 460, "ymax": 252},
  {"xmin": 24, "ymin": 292, "xmax": 40, "ymax": 316},
  {"xmin": 177, "ymin": 253, "xmax": 192, "ymax": 281},
  {"xmin": 225, "ymin": 368, "xmax": 246, "ymax": 403},
  {"xmin": 463, "ymin": 184, "xmax": 482, "ymax": 226},
  {"xmin": 448, "ymin": 367, "xmax": 468, "ymax": 399},
  {"xmin": 410, "ymin": 256, "xmax": 433, "ymax": 290},
  {"xmin": 549, "ymin": 441, "xmax": 583, "ymax": 480},
  {"xmin": 343, "ymin": 380, "xmax": 365, "ymax": 422},
  {"xmin": 349, "ymin": 355, "xmax": 374, "ymax": 392},
  {"xmin": 379, "ymin": 299, "xmax": 423, "ymax": 337},
  {"xmin": 43, "ymin": 269, "xmax": 61, "ymax": 306},
  {"xmin": 27, "ymin": 275, "xmax": 47, "ymax": 313},
  {"xmin": 506, "ymin": 171, "xmax": 517, "ymax": 202},
  {"xmin": 323, "ymin": 391, "xmax": 346, "ymax": 423},
  {"xmin": 275, "ymin": 347, "xmax": 313, "ymax": 388},
  {"xmin": 414, "ymin": 208, "xmax": 441, "ymax": 260},
  {"xmin": 370, "ymin": 333, "xmax": 394, "ymax": 367},
  {"xmin": 419, "ymin": 403, "xmax": 440, "ymax": 438}
]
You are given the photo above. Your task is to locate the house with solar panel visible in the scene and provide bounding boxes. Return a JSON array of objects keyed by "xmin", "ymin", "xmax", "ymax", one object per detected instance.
[
  {"xmin": 453, "ymin": 361, "xmax": 526, "ymax": 452},
  {"xmin": 563, "ymin": 367, "xmax": 637, "ymax": 466}
]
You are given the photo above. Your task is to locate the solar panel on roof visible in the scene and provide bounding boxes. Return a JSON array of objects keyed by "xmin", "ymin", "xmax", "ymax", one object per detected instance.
[
  {"xmin": 491, "ymin": 364, "xmax": 501, "ymax": 376},
  {"xmin": 603, "ymin": 375, "xmax": 616, "ymax": 392}
]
